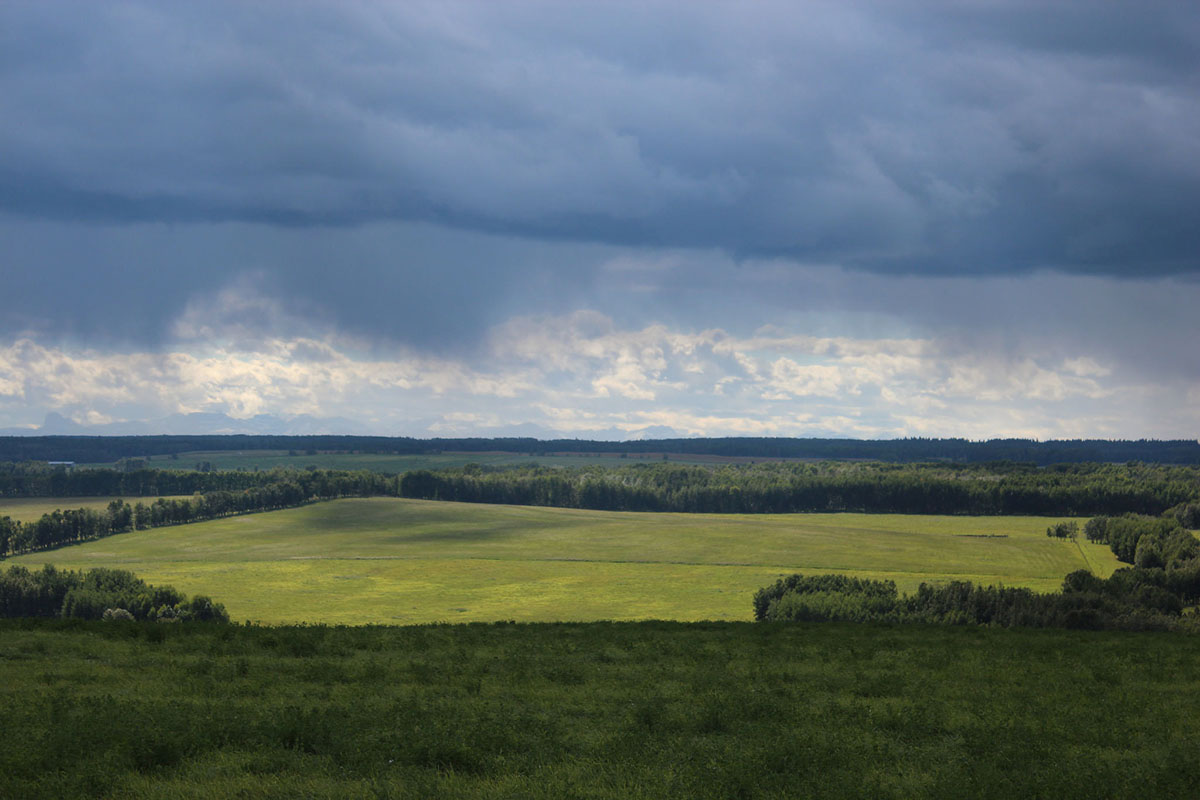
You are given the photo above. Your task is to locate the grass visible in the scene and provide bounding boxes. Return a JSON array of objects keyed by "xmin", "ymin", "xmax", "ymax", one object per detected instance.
[
  {"xmin": 80, "ymin": 450, "xmax": 721, "ymax": 472},
  {"xmin": 6, "ymin": 498, "xmax": 1121, "ymax": 624},
  {"xmin": 2, "ymin": 618, "xmax": 1198, "ymax": 799},
  {"xmin": 0, "ymin": 496, "xmax": 192, "ymax": 522}
]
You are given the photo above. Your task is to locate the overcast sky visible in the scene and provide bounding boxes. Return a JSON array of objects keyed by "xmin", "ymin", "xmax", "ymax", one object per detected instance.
[{"xmin": 2, "ymin": 1, "xmax": 1198, "ymax": 439}]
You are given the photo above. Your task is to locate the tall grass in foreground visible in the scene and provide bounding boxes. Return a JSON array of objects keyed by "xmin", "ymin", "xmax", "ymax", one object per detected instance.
[{"xmin": 2, "ymin": 619, "xmax": 1198, "ymax": 799}]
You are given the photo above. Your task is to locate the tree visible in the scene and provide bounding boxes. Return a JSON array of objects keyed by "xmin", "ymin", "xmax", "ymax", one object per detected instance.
[{"xmin": 1046, "ymin": 521, "xmax": 1079, "ymax": 539}]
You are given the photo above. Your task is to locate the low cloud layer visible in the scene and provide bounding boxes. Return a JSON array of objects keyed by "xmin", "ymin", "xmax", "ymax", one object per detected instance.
[{"xmin": 3, "ymin": 310, "xmax": 1196, "ymax": 440}]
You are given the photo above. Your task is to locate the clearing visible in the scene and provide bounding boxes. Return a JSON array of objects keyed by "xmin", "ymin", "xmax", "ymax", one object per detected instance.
[{"xmin": 4, "ymin": 497, "xmax": 1120, "ymax": 624}]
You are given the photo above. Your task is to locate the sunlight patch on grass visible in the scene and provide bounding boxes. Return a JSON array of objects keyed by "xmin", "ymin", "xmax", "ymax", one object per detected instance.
[{"xmin": 7, "ymin": 498, "xmax": 1120, "ymax": 624}]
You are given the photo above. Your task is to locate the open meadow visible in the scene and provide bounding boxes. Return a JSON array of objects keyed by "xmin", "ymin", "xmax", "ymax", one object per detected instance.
[{"xmin": 6, "ymin": 498, "xmax": 1119, "ymax": 624}]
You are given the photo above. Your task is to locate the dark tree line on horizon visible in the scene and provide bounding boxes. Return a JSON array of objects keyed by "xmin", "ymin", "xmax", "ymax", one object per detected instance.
[
  {"xmin": 3, "ymin": 434, "xmax": 1200, "ymax": 465},
  {"xmin": 396, "ymin": 461, "xmax": 1200, "ymax": 517},
  {"xmin": 0, "ymin": 462, "xmax": 394, "ymax": 499}
]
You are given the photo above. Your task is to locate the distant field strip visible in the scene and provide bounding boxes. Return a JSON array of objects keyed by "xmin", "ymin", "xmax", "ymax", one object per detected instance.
[
  {"xmin": 0, "ymin": 496, "xmax": 192, "ymax": 522},
  {"xmin": 6, "ymin": 498, "xmax": 1121, "ymax": 624}
]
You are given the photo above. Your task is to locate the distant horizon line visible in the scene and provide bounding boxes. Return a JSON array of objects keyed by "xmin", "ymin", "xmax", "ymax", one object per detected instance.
[
  {"xmin": 4, "ymin": 434, "xmax": 1200, "ymax": 468},
  {"xmin": 3, "ymin": 433, "xmax": 1200, "ymax": 444}
]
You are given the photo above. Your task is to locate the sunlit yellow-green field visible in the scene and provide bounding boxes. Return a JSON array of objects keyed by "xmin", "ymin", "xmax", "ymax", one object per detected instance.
[{"xmin": 5, "ymin": 498, "xmax": 1120, "ymax": 624}]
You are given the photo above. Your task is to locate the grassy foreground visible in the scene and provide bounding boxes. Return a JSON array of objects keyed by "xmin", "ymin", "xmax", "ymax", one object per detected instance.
[
  {"xmin": 5, "ymin": 499, "xmax": 1119, "ymax": 624},
  {"xmin": 2, "ymin": 619, "xmax": 1197, "ymax": 799}
]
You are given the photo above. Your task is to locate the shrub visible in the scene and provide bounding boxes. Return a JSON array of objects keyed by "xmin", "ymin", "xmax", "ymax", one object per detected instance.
[
  {"xmin": 757, "ymin": 567, "xmax": 1200, "ymax": 632},
  {"xmin": 184, "ymin": 595, "xmax": 230, "ymax": 623},
  {"xmin": 0, "ymin": 564, "xmax": 229, "ymax": 623}
]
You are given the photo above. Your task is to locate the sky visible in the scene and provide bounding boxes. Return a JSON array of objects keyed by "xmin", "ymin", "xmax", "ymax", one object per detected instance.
[{"xmin": 2, "ymin": 0, "xmax": 1199, "ymax": 440}]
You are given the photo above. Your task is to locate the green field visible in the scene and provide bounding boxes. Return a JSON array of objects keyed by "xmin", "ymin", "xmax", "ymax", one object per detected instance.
[
  {"xmin": 3, "ymin": 619, "xmax": 1198, "ymax": 799},
  {"xmin": 6, "ymin": 498, "xmax": 1120, "ymax": 624},
  {"xmin": 82, "ymin": 449, "xmax": 723, "ymax": 472},
  {"xmin": 0, "ymin": 496, "xmax": 192, "ymax": 522}
]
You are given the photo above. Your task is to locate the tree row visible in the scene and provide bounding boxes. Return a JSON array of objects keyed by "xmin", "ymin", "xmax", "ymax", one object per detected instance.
[{"xmin": 0, "ymin": 470, "xmax": 395, "ymax": 558}]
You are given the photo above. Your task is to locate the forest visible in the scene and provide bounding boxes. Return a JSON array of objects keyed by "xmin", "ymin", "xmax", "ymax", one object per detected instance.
[
  {"xmin": 4, "ymin": 434, "xmax": 1200, "ymax": 465},
  {"xmin": 0, "ymin": 460, "xmax": 393, "ymax": 497},
  {"xmin": 396, "ymin": 461, "xmax": 1200, "ymax": 516}
]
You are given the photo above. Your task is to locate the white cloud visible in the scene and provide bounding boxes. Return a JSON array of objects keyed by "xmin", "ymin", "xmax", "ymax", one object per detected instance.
[
  {"xmin": 0, "ymin": 310, "xmax": 1189, "ymax": 439},
  {"xmin": 1062, "ymin": 357, "xmax": 1112, "ymax": 378},
  {"xmin": 763, "ymin": 360, "xmax": 853, "ymax": 399}
]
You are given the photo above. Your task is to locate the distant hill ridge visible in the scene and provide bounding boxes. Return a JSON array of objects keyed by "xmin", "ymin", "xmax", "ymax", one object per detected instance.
[{"xmin": 2, "ymin": 435, "xmax": 1199, "ymax": 466}]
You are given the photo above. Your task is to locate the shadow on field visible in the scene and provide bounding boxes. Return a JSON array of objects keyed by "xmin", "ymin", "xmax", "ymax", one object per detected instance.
[{"xmin": 397, "ymin": 517, "xmax": 561, "ymax": 543}]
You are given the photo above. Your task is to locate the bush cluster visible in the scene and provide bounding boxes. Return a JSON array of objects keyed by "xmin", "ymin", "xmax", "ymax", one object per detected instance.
[
  {"xmin": 1085, "ymin": 503, "xmax": 1200, "ymax": 569},
  {"xmin": 0, "ymin": 564, "xmax": 228, "ymax": 622},
  {"xmin": 755, "ymin": 567, "xmax": 1200, "ymax": 632},
  {"xmin": 1046, "ymin": 521, "xmax": 1078, "ymax": 539}
]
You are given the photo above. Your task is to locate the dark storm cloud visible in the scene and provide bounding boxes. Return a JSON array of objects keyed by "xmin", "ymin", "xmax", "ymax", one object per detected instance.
[
  {"xmin": 2, "ymin": 0, "xmax": 1198, "ymax": 277},
  {"xmin": 0, "ymin": 218, "xmax": 617, "ymax": 351}
]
